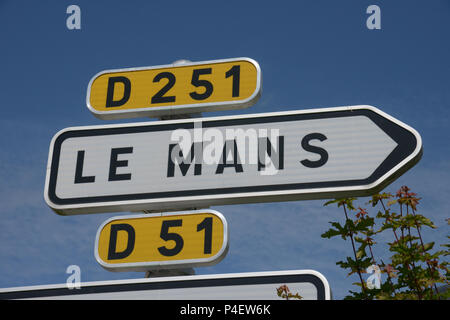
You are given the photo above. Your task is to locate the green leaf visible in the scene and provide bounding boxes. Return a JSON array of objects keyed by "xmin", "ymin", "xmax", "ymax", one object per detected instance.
[
  {"xmin": 344, "ymin": 198, "xmax": 357, "ymax": 211},
  {"xmin": 356, "ymin": 244, "xmax": 367, "ymax": 259},
  {"xmin": 321, "ymin": 228, "xmax": 341, "ymax": 239},
  {"xmin": 321, "ymin": 221, "xmax": 347, "ymax": 239},
  {"xmin": 355, "ymin": 216, "xmax": 375, "ymax": 232},
  {"xmin": 422, "ymin": 241, "xmax": 435, "ymax": 252},
  {"xmin": 376, "ymin": 210, "xmax": 387, "ymax": 219},
  {"xmin": 343, "ymin": 219, "xmax": 354, "ymax": 231},
  {"xmin": 324, "ymin": 199, "xmax": 342, "ymax": 207},
  {"xmin": 413, "ymin": 214, "xmax": 437, "ymax": 229}
]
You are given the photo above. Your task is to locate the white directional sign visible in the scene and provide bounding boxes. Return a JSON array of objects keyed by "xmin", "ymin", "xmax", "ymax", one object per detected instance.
[
  {"xmin": 0, "ymin": 270, "xmax": 331, "ymax": 300},
  {"xmin": 44, "ymin": 105, "xmax": 422, "ymax": 215}
]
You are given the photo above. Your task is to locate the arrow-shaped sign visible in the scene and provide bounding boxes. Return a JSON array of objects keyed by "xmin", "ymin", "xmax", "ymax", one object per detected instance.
[{"xmin": 44, "ymin": 105, "xmax": 422, "ymax": 215}]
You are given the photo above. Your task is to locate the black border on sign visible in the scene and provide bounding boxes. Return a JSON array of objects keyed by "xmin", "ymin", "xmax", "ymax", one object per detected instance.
[
  {"xmin": 0, "ymin": 273, "xmax": 327, "ymax": 300},
  {"xmin": 46, "ymin": 108, "xmax": 419, "ymax": 207}
]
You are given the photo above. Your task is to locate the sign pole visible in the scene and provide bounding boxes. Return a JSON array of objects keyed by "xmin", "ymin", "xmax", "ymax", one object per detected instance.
[
  {"xmin": 145, "ymin": 268, "xmax": 195, "ymax": 278},
  {"xmin": 145, "ymin": 60, "xmax": 201, "ymax": 278}
]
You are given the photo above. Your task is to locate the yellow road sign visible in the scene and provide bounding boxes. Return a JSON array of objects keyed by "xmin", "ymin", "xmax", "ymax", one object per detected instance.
[
  {"xmin": 94, "ymin": 210, "xmax": 228, "ymax": 272},
  {"xmin": 86, "ymin": 57, "xmax": 261, "ymax": 119}
]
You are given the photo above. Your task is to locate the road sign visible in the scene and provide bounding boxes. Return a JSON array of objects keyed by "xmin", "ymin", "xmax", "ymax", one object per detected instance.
[
  {"xmin": 95, "ymin": 210, "xmax": 228, "ymax": 272},
  {"xmin": 44, "ymin": 105, "xmax": 422, "ymax": 215},
  {"xmin": 86, "ymin": 57, "xmax": 261, "ymax": 119},
  {"xmin": 0, "ymin": 270, "xmax": 331, "ymax": 300}
]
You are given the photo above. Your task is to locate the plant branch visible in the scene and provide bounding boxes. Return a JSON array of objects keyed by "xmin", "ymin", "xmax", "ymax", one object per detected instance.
[{"xmin": 342, "ymin": 204, "xmax": 367, "ymax": 295}]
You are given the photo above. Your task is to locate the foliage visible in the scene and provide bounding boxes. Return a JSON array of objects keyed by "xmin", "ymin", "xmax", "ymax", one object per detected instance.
[
  {"xmin": 321, "ymin": 186, "xmax": 449, "ymax": 300},
  {"xmin": 276, "ymin": 284, "xmax": 303, "ymax": 300}
]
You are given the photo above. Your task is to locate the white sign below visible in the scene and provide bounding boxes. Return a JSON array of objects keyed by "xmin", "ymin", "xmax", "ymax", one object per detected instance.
[{"xmin": 0, "ymin": 269, "xmax": 331, "ymax": 300}]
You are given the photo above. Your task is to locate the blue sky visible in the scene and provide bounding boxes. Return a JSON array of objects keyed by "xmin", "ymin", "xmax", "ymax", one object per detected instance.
[{"xmin": 0, "ymin": 0, "xmax": 449, "ymax": 300}]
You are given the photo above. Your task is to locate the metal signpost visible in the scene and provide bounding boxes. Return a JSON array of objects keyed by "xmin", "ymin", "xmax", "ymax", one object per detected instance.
[
  {"xmin": 44, "ymin": 105, "xmax": 422, "ymax": 216},
  {"xmin": 0, "ymin": 270, "xmax": 331, "ymax": 300},
  {"xmin": 1, "ymin": 57, "xmax": 423, "ymax": 302},
  {"xmin": 95, "ymin": 210, "xmax": 228, "ymax": 272},
  {"xmin": 86, "ymin": 57, "xmax": 261, "ymax": 119}
]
